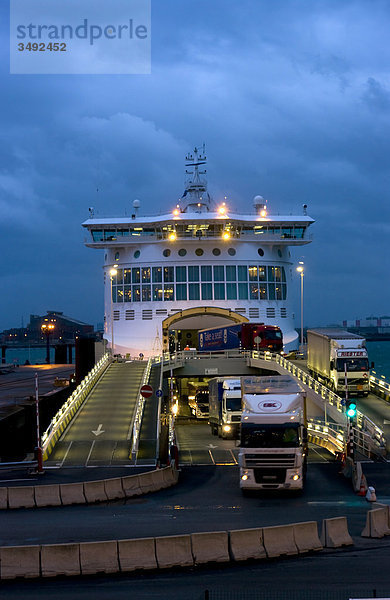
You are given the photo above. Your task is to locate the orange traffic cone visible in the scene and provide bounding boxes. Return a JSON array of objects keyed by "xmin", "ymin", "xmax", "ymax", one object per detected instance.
[{"xmin": 358, "ymin": 474, "xmax": 368, "ymax": 496}]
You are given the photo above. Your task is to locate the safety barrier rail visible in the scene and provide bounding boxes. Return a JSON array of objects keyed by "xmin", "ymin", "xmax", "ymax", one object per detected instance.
[
  {"xmin": 41, "ymin": 353, "xmax": 112, "ymax": 460},
  {"xmin": 307, "ymin": 419, "xmax": 345, "ymax": 454},
  {"xmin": 370, "ymin": 372, "xmax": 390, "ymax": 400},
  {"xmin": 130, "ymin": 358, "xmax": 152, "ymax": 461}
]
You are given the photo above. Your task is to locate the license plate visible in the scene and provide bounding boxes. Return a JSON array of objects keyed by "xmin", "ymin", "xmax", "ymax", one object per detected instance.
[{"xmin": 357, "ymin": 385, "xmax": 363, "ymax": 390}]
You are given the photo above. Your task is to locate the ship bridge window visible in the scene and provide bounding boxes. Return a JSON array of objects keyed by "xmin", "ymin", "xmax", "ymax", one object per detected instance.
[
  {"xmin": 281, "ymin": 227, "xmax": 293, "ymax": 238},
  {"xmin": 201, "ymin": 266, "xmax": 212, "ymax": 281},
  {"xmin": 253, "ymin": 226, "xmax": 265, "ymax": 235},
  {"xmin": 152, "ymin": 267, "xmax": 162, "ymax": 283},
  {"xmin": 294, "ymin": 227, "xmax": 305, "ymax": 239},
  {"xmin": 92, "ymin": 230, "xmax": 103, "ymax": 241},
  {"xmin": 130, "ymin": 227, "xmax": 155, "ymax": 236},
  {"xmin": 104, "ymin": 230, "xmax": 116, "ymax": 241},
  {"xmin": 188, "ymin": 266, "xmax": 199, "ymax": 282},
  {"xmin": 117, "ymin": 229, "xmax": 129, "ymax": 237}
]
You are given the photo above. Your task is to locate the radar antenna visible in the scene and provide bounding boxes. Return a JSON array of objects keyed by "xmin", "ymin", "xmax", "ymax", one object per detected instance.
[{"xmin": 179, "ymin": 145, "xmax": 211, "ymax": 213}]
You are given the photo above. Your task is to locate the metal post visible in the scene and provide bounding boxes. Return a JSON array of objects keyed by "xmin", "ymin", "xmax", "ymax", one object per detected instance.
[
  {"xmin": 110, "ymin": 275, "xmax": 115, "ymax": 356},
  {"xmin": 35, "ymin": 373, "xmax": 44, "ymax": 474},
  {"xmin": 45, "ymin": 332, "xmax": 50, "ymax": 364},
  {"xmin": 300, "ymin": 269, "xmax": 304, "ymax": 347}
]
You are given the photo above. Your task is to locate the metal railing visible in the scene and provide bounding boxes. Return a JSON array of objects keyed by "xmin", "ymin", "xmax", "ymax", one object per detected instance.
[
  {"xmin": 370, "ymin": 372, "xmax": 390, "ymax": 399},
  {"xmin": 130, "ymin": 358, "xmax": 152, "ymax": 461},
  {"xmin": 41, "ymin": 353, "xmax": 111, "ymax": 459}
]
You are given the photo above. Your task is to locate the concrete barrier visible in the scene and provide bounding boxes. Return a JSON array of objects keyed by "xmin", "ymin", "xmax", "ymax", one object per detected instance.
[
  {"xmin": 60, "ymin": 482, "xmax": 86, "ymax": 505},
  {"xmin": 321, "ymin": 517, "xmax": 353, "ymax": 548},
  {"xmin": 262, "ymin": 524, "xmax": 298, "ymax": 558},
  {"xmin": 139, "ymin": 471, "xmax": 159, "ymax": 494},
  {"xmin": 104, "ymin": 477, "xmax": 125, "ymax": 500},
  {"xmin": 7, "ymin": 486, "xmax": 35, "ymax": 509},
  {"xmin": 229, "ymin": 527, "xmax": 266, "ymax": 561},
  {"xmin": 41, "ymin": 543, "xmax": 81, "ymax": 577},
  {"xmin": 361, "ymin": 507, "xmax": 390, "ymax": 538},
  {"xmin": 161, "ymin": 466, "xmax": 176, "ymax": 488},
  {"xmin": 80, "ymin": 541, "xmax": 119, "ymax": 574},
  {"xmin": 293, "ymin": 521, "xmax": 322, "ymax": 553},
  {"xmin": 121, "ymin": 474, "xmax": 142, "ymax": 497},
  {"xmin": 191, "ymin": 531, "xmax": 229, "ymax": 565},
  {"xmin": 155, "ymin": 535, "xmax": 193, "ymax": 568},
  {"xmin": 151, "ymin": 469, "xmax": 165, "ymax": 490},
  {"xmin": 0, "ymin": 545, "xmax": 40, "ymax": 579},
  {"xmin": 0, "ymin": 487, "xmax": 7, "ymax": 510},
  {"xmin": 34, "ymin": 484, "xmax": 62, "ymax": 508},
  {"xmin": 83, "ymin": 480, "xmax": 108, "ymax": 504},
  {"xmin": 118, "ymin": 537, "xmax": 157, "ymax": 571}
]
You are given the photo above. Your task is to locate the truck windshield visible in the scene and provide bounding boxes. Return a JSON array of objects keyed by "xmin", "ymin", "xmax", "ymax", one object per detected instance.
[
  {"xmin": 241, "ymin": 423, "xmax": 300, "ymax": 448},
  {"xmin": 263, "ymin": 330, "xmax": 282, "ymax": 340},
  {"xmin": 226, "ymin": 398, "xmax": 242, "ymax": 412},
  {"xmin": 336, "ymin": 358, "xmax": 369, "ymax": 372}
]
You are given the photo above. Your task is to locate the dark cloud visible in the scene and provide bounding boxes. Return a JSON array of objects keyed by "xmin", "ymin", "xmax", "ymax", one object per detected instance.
[{"xmin": 1, "ymin": 0, "xmax": 389, "ymax": 329}]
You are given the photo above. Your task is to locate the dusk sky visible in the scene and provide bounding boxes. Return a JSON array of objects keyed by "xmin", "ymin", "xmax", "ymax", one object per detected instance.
[{"xmin": 1, "ymin": 0, "xmax": 389, "ymax": 331}]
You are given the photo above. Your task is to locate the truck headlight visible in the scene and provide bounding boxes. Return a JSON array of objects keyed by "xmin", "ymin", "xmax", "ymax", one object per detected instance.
[
  {"xmin": 291, "ymin": 474, "xmax": 300, "ymax": 481},
  {"xmin": 223, "ymin": 425, "xmax": 231, "ymax": 433},
  {"xmin": 241, "ymin": 474, "xmax": 248, "ymax": 481}
]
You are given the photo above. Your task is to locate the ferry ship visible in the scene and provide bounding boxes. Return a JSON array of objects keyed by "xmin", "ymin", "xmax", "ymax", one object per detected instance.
[{"xmin": 82, "ymin": 147, "xmax": 314, "ymax": 356}]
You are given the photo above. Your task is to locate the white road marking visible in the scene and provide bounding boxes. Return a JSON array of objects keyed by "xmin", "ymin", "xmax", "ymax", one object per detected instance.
[
  {"xmin": 85, "ymin": 441, "xmax": 96, "ymax": 466},
  {"xmin": 229, "ymin": 449, "xmax": 238, "ymax": 464},
  {"xmin": 208, "ymin": 450, "xmax": 216, "ymax": 465},
  {"xmin": 59, "ymin": 441, "xmax": 73, "ymax": 467},
  {"xmin": 92, "ymin": 424, "xmax": 105, "ymax": 436}
]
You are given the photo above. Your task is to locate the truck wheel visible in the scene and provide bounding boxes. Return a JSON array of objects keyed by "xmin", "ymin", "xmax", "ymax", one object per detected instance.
[
  {"xmin": 217, "ymin": 426, "xmax": 222, "ymax": 438},
  {"xmin": 211, "ymin": 425, "xmax": 217, "ymax": 436}
]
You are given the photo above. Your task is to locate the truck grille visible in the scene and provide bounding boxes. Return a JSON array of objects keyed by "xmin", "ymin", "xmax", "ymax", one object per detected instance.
[
  {"xmin": 231, "ymin": 415, "xmax": 241, "ymax": 422},
  {"xmin": 245, "ymin": 453, "xmax": 296, "ymax": 468},
  {"xmin": 253, "ymin": 468, "xmax": 287, "ymax": 484}
]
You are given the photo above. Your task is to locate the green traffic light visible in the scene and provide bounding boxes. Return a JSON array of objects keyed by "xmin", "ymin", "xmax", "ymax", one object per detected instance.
[{"xmin": 346, "ymin": 402, "xmax": 357, "ymax": 418}]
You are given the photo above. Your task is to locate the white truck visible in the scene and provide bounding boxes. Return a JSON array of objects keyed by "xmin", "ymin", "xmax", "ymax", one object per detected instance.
[
  {"xmin": 307, "ymin": 329, "xmax": 371, "ymax": 396},
  {"xmin": 239, "ymin": 376, "xmax": 307, "ymax": 493},
  {"xmin": 208, "ymin": 378, "xmax": 242, "ymax": 439}
]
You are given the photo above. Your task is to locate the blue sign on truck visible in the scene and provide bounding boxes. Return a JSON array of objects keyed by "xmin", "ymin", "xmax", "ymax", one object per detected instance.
[{"xmin": 198, "ymin": 324, "xmax": 241, "ymax": 352}]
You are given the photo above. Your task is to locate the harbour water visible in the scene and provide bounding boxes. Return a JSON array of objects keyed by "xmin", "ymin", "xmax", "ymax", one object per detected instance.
[
  {"xmin": 3, "ymin": 347, "xmax": 55, "ymax": 366},
  {"xmin": 366, "ymin": 341, "xmax": 390, "ymax": 381}
]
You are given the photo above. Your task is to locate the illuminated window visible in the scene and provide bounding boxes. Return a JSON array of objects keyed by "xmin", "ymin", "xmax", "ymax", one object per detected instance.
[
  {"xmin": 164, "ymin": 286, "xmax": 174, "ymax": 301},
  {"xmin": 124, "ymin": 286, "xmax": 131, "ymax": 302},
  {"xmin": 249, "ymin": 266, "xmax": 258, "ymax": 281},
  {"xmin": 124, "ymin": 269, "xmax": 131, "ymax": 284},
  {"xmin": 142, "ymin": 286, "xmax": 151, "ymax": 302},
  {"xmin": 153, "ymin": 286, "xmax": 163, "ymax": 301},
  {"xmin": 258, "ymin": 266, "xmax": 266, "ymax": 281},
  {"xmin": 132, "ymin": 268, "xmax": 140, "ymax": 284},
  {"xmin": 249, "ymin": 283, "xmax": 259, "ymax": 299},
  {"xmin": 164, "ymin": 266, "xmax": 174, "ymax": 282},
  {"xmin": 259, "ymin": 284, "xmax": 267, "ymax": 300},
  {"xmin": 142, "ymin": 267, "xmax": 151, "ymax": 283},
  {"xmin": 132, "ymin": 286, "xmax": 140, "ymax": 302}
]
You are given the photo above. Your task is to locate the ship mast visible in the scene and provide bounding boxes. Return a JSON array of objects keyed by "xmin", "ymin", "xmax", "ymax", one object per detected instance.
[{"xmin": 180, "ymin": 145, "xmax": 210, "ymax": 213}]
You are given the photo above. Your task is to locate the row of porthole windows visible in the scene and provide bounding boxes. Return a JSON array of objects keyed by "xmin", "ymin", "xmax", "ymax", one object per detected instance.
[
  {"xmin": 112, "ymin": 247, "xmax": 271, "ymax": 262},
  {"xmin": 111, "ymin": 282, "xmax": 287, "ymax": 303}
]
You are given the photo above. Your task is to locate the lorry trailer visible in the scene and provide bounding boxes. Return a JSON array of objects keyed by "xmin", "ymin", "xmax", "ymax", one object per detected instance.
[
  {"xmin": 307, "ymin": 329, "xmax": 370, "ymax": 396},
  {"xmin": 208, "ymin": 378, "xmax": 242, "ymax": 438},
  {"xmin": 239, "ymin": 376, "xmax": 307, "ymax": 492},
  {"xmin": 198, "ymin": 323, "xmax": 283, "ymax": 353}
]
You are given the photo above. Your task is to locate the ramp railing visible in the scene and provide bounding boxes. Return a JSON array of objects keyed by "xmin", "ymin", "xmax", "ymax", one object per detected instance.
[
  {"xmin": 130, "ymin": 358, "xmax": 152, "ymax": 461},
  {"xmin": 41, "ymin": 353, "xmax": 112, "ymax": 460}
]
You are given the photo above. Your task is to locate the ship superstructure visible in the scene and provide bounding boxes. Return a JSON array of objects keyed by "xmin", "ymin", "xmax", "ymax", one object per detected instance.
[{"xmin": 82, "ymin": 147, "xmax": 314, "ymax": 356}]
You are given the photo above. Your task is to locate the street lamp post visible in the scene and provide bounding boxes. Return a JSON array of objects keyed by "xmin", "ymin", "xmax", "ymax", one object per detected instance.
[
  {"xmin": 41, "ymin": 323, "xmax": 55, "ymax": 364},
  {"xmin": 109, "ymin": 268, "xmax": 117, "ymax": 356},
  {"xmin": 296, "ymin": 262, "xmax": 304, "ymax": 348}
]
